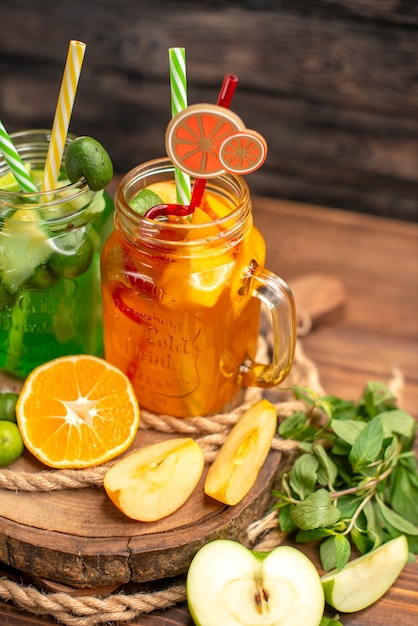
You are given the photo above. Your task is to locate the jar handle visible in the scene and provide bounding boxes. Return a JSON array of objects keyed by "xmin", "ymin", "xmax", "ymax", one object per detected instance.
[{"xmin": 239, "ymin": 261, "xmax": 297, "ymax": 387}]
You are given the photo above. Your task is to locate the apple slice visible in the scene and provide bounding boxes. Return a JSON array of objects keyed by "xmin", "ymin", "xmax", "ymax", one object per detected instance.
[
  {"xmin": 321, "ymin": 534, "xmax": 409, "ymax": 613},
  {"xmin": 204, "ymin": 399, "xmax": 277, "ymax": 505},
  {"xmin": 186, "ymin": 539, "xmax": 324, "ymax": 626},
  {"xmin": 104, "ymin": 437, "xmax": 204, "ymax": 522}
]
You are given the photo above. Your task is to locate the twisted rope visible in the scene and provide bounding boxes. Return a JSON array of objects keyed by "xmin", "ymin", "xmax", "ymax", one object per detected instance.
[{"xmin": 0, "ymin": 578, "xmax": 186, "ymax": 626}]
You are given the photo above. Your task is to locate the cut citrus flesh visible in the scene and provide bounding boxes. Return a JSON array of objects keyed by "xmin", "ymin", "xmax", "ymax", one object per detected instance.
[
  {"xmin": 146, "ymin": 181, "xmax": 179, "ymax": 205},
  {"xmin": 16, "ymin": 355, "xmax": 140, "ymax": 469},
  {"xmin": 0, "ymin": 165, "xmax": 35, "ymax": 191},
  {"xmin": 165, "ymin": 103, "xmax": 245, "ymax": 178}
]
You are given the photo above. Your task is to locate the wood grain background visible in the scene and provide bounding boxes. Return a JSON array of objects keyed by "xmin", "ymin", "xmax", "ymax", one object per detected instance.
[{"xmin": 0, "ymin": 0, "xmax": 417, "ymax": 220}]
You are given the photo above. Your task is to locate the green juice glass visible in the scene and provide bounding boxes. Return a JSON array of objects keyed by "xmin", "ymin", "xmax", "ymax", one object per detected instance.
[{"xmin": 0, "ymin": 129, "xmax": 114, "ymax": 378}]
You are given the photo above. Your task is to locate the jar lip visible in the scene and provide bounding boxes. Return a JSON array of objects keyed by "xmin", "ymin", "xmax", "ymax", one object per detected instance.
[
  {"xmin": 8, "ymin": 128, "xmax": 77, "ymax": 142},
  {"xmin": 115, "ymin": 157, "xmax": 252, "ymax": 245}
]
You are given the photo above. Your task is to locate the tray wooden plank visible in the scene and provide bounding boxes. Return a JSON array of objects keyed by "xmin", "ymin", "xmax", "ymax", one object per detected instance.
[{"xmin": 0, "ymin": 421, "xmax": 285, "ymax": 587}]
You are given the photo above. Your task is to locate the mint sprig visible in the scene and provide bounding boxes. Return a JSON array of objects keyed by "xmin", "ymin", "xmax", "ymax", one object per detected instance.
[
  {"xmin": 320, "ymin": 616, "xmax": 343, "ymax": 626},
  {"xmin": 272, "ymin": 382, "xmax": 418, "ymax": 571}
]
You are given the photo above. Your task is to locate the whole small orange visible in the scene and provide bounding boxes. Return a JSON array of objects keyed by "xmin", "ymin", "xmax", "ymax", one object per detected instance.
[{"xmin": 16, "ymin": 355, "xmax": 140, "ymax": 469}]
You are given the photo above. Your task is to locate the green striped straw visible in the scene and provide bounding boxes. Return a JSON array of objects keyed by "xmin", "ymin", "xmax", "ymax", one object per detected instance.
[
  {"xmin": 0, "ymin": 121, "xmax": 38, "ymax": 192},
  {"xmin": 169, "ymin": 47, "xmax": 191, "ymax": 205}
]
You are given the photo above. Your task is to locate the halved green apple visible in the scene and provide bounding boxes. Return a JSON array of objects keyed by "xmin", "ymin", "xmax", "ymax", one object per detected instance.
[
  {"xmin": 186, "ymin": 539, "xmax": 324, "ymax": 626},
  {"xmin": 321, "ymin": 534, "xmax": 409, "ymax": 612},
  {"xmin": 104, "ymin": 437, "xmax": 204, "ymax": 522},
  {"xmin": 204, "ymin": 399, "xmax": 277, "ymax": 505}
]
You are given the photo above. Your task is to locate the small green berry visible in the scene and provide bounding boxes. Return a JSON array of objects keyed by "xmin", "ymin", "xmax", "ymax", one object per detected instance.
[{"xmin": 0, "ymin": 420, "xmax": 24, "ymax": 467}]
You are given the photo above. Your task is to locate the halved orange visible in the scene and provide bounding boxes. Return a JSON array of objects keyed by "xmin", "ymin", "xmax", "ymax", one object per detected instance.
[
  {"xmin": 165, "ymin": 103, "xmax": 245, "ymax": 178},
  {"xmin": 16, "ymin": 355, "xmax": 140, "ymax": 469},
  {"xmin": 219, "ymin": 130, "xmax": 267, "ymax": 174}
]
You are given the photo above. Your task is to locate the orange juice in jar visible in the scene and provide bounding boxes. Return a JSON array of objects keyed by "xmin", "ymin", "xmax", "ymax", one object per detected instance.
[{"xmin": 101, "ymin": 158, "xmax": 296, "ymax": 417}]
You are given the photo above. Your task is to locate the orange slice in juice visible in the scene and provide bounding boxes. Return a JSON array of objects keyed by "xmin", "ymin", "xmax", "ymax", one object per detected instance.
[
  {"xmin": 219, "ymin": 130, "xmax": 268, "ymax": 174},
  {"xmin": 165, "ymin": 103, "xmax": 245, "ymax": 178},
  {"xmin": 159, "ymin": 245, "xmax": 234, "ymax": 309},
  {"xmin": 146, "ymin": 181, "xmax": 179, "ymax": 205},
  {"xmin": 191, "ymin": 190, "xmax": 234, "ymax": 237}
]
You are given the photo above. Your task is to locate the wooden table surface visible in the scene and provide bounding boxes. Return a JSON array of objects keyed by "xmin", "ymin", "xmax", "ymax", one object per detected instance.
[{"xmin": 1, "ymin": 196, "xmax": 417, "ymax": 625}]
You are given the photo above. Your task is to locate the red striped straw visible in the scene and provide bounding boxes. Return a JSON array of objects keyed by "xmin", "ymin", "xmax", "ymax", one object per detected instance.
[{"xmin": 189, "ymin": 74, "xmax": 238, "ymax": 210}]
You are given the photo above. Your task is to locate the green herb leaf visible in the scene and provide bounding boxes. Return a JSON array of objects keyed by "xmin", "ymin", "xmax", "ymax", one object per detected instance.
[
  {"xmin": 390, "ymin": 456, "xmax": 418, "ymax": 525},
  {"xmin": 289, "ymin": 453, "xmax": 319, "ymax": 499},
  {"xmin": 361, "ymin": 381, "xmax": 397, "ymax": 417},
  {"xmin": 278, "ymin": 505, "xmax": 297, "ymax": 532},
  {"xmin": 292, "ymin": 386, "xmax": 319, "ymax": 405},
  {"xmin": 334, "ymin": 532, "xmax": 352, "ymax": 570},
  {"xmin": 278, "ymin": 411, "xmax": 315, "ymax": 441},
  {"xmin": 291, "ymin": 489, "xmax": 341, "ymax": 530},
  {"xmin": 349, "ymin": 418, "xmax": 384, "ymax": 472},
  {"xmin": 335, "ymin": 495, "xmax": 361, "ymax": 519},
  {"xmin": 320, "ymin": 618, "xmax": 343, "ymax": 626},
  {"xmin": 377, "ymin": 499, "xmax": 418, "ymax": 536},
  {"xmin": 331, "ymin": 419, "xmax": 365, "ymax": 445},
  {"xmin": 362, "ymin": 499, "xmax": 385, "ymax": 549},
  {"xmin": 378, "ymin": 409, "xmax": 416, "ymax": 442},
  {"xmin": 320, "ymin": 534, "xmax": 351, "ymax": 571},
  {"xmin": 314, "ymin": 444, "xmax": 338, "ymax": 488},
  {"xmin": 296, "ymin": 527, "xmax": 335, "ymax": 543}
]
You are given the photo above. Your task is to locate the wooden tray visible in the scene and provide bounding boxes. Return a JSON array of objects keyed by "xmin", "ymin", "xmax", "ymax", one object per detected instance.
[{"xmin": 0, "ymin": 390, "xmax": 284, "ymax": 589}]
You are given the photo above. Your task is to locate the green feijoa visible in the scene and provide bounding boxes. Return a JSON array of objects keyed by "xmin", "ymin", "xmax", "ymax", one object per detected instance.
[
  {"xmin": 0, "ymin": 281, "xmax": 15, "ymax": 303},
  {"xmin": 0, "ymin": 420, "xmax": 24, "ymax": 467},
  {"xmin": 48, "ymin": 234, "xmax": 95, "ymax": 279},
  {"xmin": 65, "ymin": 136, "xmax": 113, "ymax": 191},
  {"xmin": 0, "ymin": 392, "xmax": 19, "ymax": 423},
  {"xmin": 27, "ymin": 266, "xmax": 59, "ymax": 290}
]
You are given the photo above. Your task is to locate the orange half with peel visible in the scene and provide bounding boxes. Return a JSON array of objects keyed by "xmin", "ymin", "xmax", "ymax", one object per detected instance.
[
  {"xmin": 16, "ymin": 355, "xmax": 140, "ymax": 469},
  {"xmin": 165, "ymin": 103, "xmax": 245, "ymax": 178}
]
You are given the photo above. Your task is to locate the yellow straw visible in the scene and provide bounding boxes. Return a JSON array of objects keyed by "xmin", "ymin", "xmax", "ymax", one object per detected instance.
[{"xmin": 42, "ymin": 40, "xmax": 86, "ymax": 192}]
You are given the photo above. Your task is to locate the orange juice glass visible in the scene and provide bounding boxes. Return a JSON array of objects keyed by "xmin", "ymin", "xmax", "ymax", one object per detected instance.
[{"xmin": 100, "ymin": 158, "xmax": 296, "ymax": 417}]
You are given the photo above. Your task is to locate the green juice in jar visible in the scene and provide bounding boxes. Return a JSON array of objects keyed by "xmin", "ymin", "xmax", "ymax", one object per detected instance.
[{"xmin": 0, "ymin": 130, "xmax": 114, "ymax": 378}]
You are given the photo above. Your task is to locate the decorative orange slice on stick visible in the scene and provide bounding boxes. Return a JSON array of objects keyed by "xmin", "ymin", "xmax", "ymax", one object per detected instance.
[
  {"xmin": 219, "ymin": 130, "xmax": 268, "ymax": 174},
  {"xmin": 165, "ymin": 103, "xmax": 245, "ymax": 178},
  {"xmin": 16, "ymin": 355, "xmax": 140, "ymax": 469}
]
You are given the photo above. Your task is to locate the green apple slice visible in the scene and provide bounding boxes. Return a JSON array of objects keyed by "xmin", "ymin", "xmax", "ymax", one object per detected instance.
[
  {"xmin": 321, "ymin": 534, "xmax": 409, "ymax": 613},
  {"xmin": 187, "ymin": 539, "xmax": 324, "ymax": 626}
]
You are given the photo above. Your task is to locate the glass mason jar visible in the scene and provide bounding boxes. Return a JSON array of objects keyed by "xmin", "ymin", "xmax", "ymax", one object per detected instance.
[
  {"xmin": 101, "ymin": 158, "xmax": 296, "ymax": 417},
  {"xmin": 0, "ymin": 130, "xmax": 114, "ymax": 378}
]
